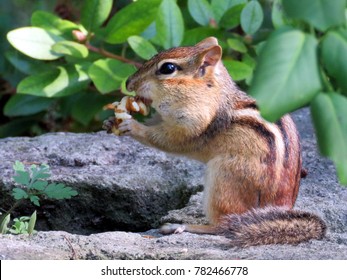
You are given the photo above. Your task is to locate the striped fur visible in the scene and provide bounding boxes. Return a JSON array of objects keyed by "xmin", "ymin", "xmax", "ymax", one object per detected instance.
[
  {"xmin": 218, "ymin": 207, "xmax": 326, "ymax": 247},
  {"xmin": 123, "ymin": 37, "xmax": 326, "ymax": 246}
]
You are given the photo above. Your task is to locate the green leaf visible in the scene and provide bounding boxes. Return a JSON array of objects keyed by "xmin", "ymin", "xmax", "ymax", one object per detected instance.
[
  {"xmin": 28, "ymin": 211, "xmax": 37, "ymax": 235},
  {"xmin": 156, "ymin": 0, "xmax": 184, "ymax": 49},
  {"xmin": 321, "ymin": 29, "xmax": 347, "ymax": 92},
  {"xmin": 0, "ymin": 119, "xmax": 37, "ymax": 138},
  {"xmin": 0, "ymin": 214, "xmax": 11, "ymax": 234},
  {"xmin": 282, "ymin": 0, "xmax": 346, "ymax": 32},
  {"xmin": 45, "ymin": 183, "xmax": 78, "ymax": 199},
  {"xmin": 127, "ymin": 36, "xmax": 157, "ymax": 60},
  {"xmin": 241, "ymin": 1, "xmax": 264, "ymax": 35},
  {"xmin": 7, "ymin": 27, "xmax": 64, "ymax": 60},
  {"xmin": 249, "ymin": 29, "xmax": 322, "ymax": 121},
  {"xmin": 105, "ymin": 0, "xmax": 161, "ymax": 44},
  {"xmin": 29, "ymin": 196, "xmax": 40, "ymax": 207},
  {"xmin": 52, "ymin": 41, "xmax": 89, "ymax": 58},
  {"xmin": 211, "ymin": 0, "xmax": 247, "ymax": 23},
  {"xmin": 224, "ymin": 60, "xmax": 253, "ymax": 81},
  {"xmin": 12, "ymin": 188, "xmax": 29, "ymax": 200},
  {"xmin": 219, "ymin": 4, "xmax": 245, "ymax": 30},
  {"xmin": 71, "ymin": 91, "xmax": 115, "ymax": 126},
  {"xmin": 81, "ymin": 0, "xmax": 113, "ymax": 32},
  {"xmin": 31, "ymin": 11, "xmax": 79, "ymax": 36},
  {"xmin": 227, "ymin": 38, "xmax": 247, "ymax": 53},
  {"xmin": 88, "ymin": 59, "xmax": 136, "ymax": 94},
  {"xmin": 17, "ymin": 64, "xmax": 90, "ymax": 98},
  {"xmin": 4, "ymin": 95, "xmax": 53, "ymax": 117},
  {"xmin": 13, "ymin": 161, "xmax": 25, "ymax": 172},
  {"xmin": 272, "ymin": 0, "xmax": 289, "ymax": 29},
  {"xmin": 13, "ymin": 170, "xmax": 30, "ymax": 186},
  {"xmin": 31, "ymin": 181, "xmax": 48, "ymax": 191},
  {"xmin": 188, "ymin": 0, "xmax": 214, "ymax": 26},
  {"xmin": 311, "ymin": 93, "xmax": 347, "ymax": 184},
  {"xmin": 31, "ymin": 164, "xmax": 51, "ymax": 181},
  {"xmin": 182, "ymin": 27, "xmax": 224, "ymax": 46},
  {"xmin": 5, "ymin": 51, "xmax": 54, "ymax": 75}
]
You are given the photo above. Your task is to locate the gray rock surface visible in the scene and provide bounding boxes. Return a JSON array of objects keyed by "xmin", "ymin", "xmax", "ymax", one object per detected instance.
[{"xmin": 0, "ymin": 108, "xmax": 347, "ymax": 259}]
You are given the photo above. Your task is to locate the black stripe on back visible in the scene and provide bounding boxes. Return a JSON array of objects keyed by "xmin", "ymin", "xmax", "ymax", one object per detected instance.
[{"xmin": 276, "ymin": 118, "xmax": 290, "ymax": 166}]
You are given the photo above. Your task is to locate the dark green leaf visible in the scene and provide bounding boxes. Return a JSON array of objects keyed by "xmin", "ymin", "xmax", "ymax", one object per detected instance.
[
  {"xmin": 127, "ymin": 36, "xmax": 157, "ymax": 60},
  {"xmin": 227, "ymin": 38, "xmax": 247, "ymax": 53},
  {"xmin": 0, "ymin": 119, "xmax": 37, "ymax": 138},
  {"xmin": 17, "ymin": 64, "xmax": 90, "ymax": 98},
  {"xmin": 242, "ymin": 53, "xmax": 256, "ymax": 69},
  {"xmin": 5, "ymin": 51, "xmax": 54, "ymax": 75},
  {"xmin": 13, "ymin": 171, "xmax": 30, "ymax": 186},
  {"xmin": 31, "ymin": 164, "xmax": 51, "ymax": 181},
  {"xmin": 88, "ymin": 59, "xmax": 136, "ymax": 94},
  {"xmin": 71, "ymin": 91, "xmax": 115, "ymax": 126},
  {"xmin": 7, "ymin": 27, "xmax": 64, "ymax": 60},
  {"xmin": 12, "ymin": 188, "xmax": 29, "ymax": 200},
  {"xmin": 31, "ymin": 11, "xmax": 79, "ymax": 35},
  {"xmin": 241, "ymin": 1, "xmax": 264, "ymax": 35},
  {"xmin": 219, "ymin": 4, "xmax": 245, "ymax": 30},
  {"xmin": 29, "ymin": 196, "xmax": 40, "ymax": 207},
  {"xmin": 321, "ymin": 29, "xmax": 347, "ymax": 92},
  {"xmin": 272, "ymin": 0, "xmax": 290, "ymax": 29},
  {"xmin": 249, "ymin": 29, "xmax": 321, "ymax": 121},
  {"xmin": 105, "ymin": 0, "xmax": 161, "ymax": 44},
  {"xmin": 282, "ymin": 0, "xmax": 346, "ymax": 32},
  {"xmin": 224, "ymin": 60, "xmax": 253, "ymax": 81},
  {"xmin": 182, "ymin": 27, "xmax": 224, "ymax": 46},
  {"xmin": 4, "ymin": 95, "xmax": 53, "ymax": 117},
  {"xmin": 52, "ymin": 41, "xmax": 89, "ymax": 58},
  {"xmin": 188, "ymin": 0, "xmax": 214, "ymax": 26},
  {"xmin": 211, "ymin": 0, "xmax": 247, "ymax": 23},
  {"xmin": 311, "ymin": 93, "xmax": 347, "ymax": 184},
  {"xmin": 45, "ymin": 183, "xmax": 78, "ymax": 199},
  {"xmin": 81, "ymin": 0, "xmax": 113, "ymax": 32},
  {"xmin": 156, "ymin": 0, "xmax": 184, "ymax": 49},
  {"xmin": 31, "ymin": 181, "xmax": 48, "ymax": 191}
]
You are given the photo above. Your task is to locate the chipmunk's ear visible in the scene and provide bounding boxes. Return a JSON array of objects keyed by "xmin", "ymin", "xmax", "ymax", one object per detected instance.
[
  {"xmin": 196, "ymin": 37, "xmax": 222, "ymax": 67},
  {"xmin": 201, "ymin": 45, "xmax": 222, "ymax": 66},
  {"xmin": 195, "ymin": 37, "xmax": 219, "ymax": 49}
]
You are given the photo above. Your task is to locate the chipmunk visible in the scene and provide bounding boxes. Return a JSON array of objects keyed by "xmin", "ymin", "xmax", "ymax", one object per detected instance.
[{"xmin": 103, "ymin": 37, "xmax": 326, "ymax": 247}]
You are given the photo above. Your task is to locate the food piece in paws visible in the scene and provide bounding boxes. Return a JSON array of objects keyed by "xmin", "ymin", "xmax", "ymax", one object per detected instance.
[{"xmin": 103, "ymin": 96, "xmax": 150, "ymax": 135}]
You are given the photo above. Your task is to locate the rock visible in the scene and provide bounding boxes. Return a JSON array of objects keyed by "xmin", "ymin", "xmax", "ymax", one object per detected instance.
[
  {"xmin": 0, "ymin": 133, "xmax": 204, "ymax": 234},
  {"xmin": 0, "ymin": 108, "xmax": 347, "ymax": 260}
]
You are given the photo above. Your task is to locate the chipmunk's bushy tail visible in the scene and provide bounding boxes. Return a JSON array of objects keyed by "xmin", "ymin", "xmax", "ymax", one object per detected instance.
[{"xmin": 218, "ymin": 207, "xmax": 326, "ymax": 247}]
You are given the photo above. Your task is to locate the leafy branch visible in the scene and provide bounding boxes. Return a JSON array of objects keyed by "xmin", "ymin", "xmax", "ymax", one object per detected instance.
[{"xmin": 0, "ymin": 161, "xmax": 78, "ymax": 234}]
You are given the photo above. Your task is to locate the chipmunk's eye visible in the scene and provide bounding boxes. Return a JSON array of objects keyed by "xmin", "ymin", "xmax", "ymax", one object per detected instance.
[{"xmin": 158, "ymin": 62, "xmax": 177, "ymax": 75}]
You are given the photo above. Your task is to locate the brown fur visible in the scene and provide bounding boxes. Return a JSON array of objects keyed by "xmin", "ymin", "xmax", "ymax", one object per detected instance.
[
  {"xmin": 218, "ymin": 207, "xmax": 326, "ymax": 247},
  {"xmin": 112, "ymin": 37, "xmax": 326, "ymax": 246}
]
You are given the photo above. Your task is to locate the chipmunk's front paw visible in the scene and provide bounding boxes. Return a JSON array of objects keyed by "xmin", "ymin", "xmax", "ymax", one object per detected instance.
[
  {"xmin": 160, "ymin": 223, "xmax": 186, "ymax": 235},
  {"xmin": 102, "ymin": 117, "xmax": 116, "ymax": 134},
  {"xmin": 118, "ymin": 118, "xmax": 145, "ymax": 137}
]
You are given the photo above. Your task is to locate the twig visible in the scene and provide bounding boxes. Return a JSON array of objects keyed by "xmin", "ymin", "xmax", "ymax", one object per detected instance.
[
  {"xmin": 0, "ymin": 200, "xmax": 21, "ymax": 226},
  {"xmin": 64, "ymin": 235, "xmax": 77, "ymax": 260},
  {"xmin": 85, "ymin": 43, "xmax": 142, "ymax": 68}
]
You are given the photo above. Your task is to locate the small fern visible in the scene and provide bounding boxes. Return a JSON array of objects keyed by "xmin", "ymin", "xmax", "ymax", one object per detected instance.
[{"xmin": 0, "ymin": 161, "xmax": 78, "ymax": 234}]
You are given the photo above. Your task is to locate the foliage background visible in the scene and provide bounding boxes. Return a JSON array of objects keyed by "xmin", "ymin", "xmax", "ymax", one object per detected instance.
[{"xmin": 1, "ymin": 0, "xmax": 347, "ymax": 184}]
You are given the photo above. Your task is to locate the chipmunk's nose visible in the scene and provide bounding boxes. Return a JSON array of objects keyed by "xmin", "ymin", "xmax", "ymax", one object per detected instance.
[
  {"xmin": 125, "ymin": 77, "xmax": 134, "ymax": 92},
  {"xmin": 125, "ymin": 78, "xmax": 130, "ymax": 90}
]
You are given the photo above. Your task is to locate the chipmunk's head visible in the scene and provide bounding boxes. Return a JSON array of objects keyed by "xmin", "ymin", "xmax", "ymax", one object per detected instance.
[{"xmin": 125, "ymin": 37, "xmax": 231, "ymax": 116}]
